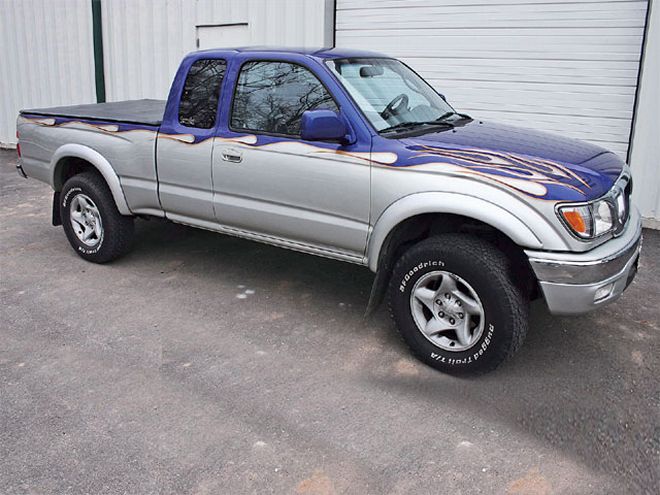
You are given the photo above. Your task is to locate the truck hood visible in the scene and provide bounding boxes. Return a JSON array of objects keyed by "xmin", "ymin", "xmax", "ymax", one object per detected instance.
[{"xmin": 394, "ymin": 120, "xmax": 624, "ymax": 201}]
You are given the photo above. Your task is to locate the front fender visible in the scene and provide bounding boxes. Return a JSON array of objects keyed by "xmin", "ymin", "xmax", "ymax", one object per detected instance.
[
  {"xmin": 366, "ymin": 191, "xmax": 569, "ymax": 272},
  {"xmin": 50, "ymin": 143, "xmax": 132, "ymax": 215}
]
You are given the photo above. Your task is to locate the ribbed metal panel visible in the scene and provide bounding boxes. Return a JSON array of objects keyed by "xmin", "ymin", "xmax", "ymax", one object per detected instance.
[
  {"xmin": 1, "ymin": 0, "xmax": 331, "ymax": 145},
  {"xmin": 629, "ymin": 0, "xmax": 659, "ymax": 226},
  {"xmin": 336, "ymin": 0, "xmax": 649, "ymax": 159},
  {"xmin": 0, "ymin": 0, "xmax": 96, "ymax": 147},
  {"xmin": 245, "ymin": 0, "xmax": 332, "ymax": 47},
  {"xmin": 102, "ymin": 0, "xmax": 331, "ymax": 102},
  {"xmin": 196, "ymin": 0, "xmax": 249, "ymax": 24},
  {"xmin": 101, "ymin": 0, "xmax": 196, "ymax": 101}
]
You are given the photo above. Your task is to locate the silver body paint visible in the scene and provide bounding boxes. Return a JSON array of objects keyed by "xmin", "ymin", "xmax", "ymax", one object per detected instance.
[{"xmin": 16, "ymin": 114, "xmax": 641, "ymax": 315}]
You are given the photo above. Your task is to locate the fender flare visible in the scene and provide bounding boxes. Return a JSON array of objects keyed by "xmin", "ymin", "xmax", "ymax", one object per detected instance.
[
  {"xmin": 50, "ymin": 143, "xmax": 132, "ymax": 216},
  {"xmin": 366, "ymin": 191, "xmax": 566, "ymax": 272}
]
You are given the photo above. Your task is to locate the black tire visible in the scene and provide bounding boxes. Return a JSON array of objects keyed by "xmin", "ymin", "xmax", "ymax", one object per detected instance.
[
  {"xmin": 60, "ymin": 171, "xmax": 134, "ymax": 263},
  {"xmin": 388, "ymin": 234, "xmax": 528, "ymax": 376}
]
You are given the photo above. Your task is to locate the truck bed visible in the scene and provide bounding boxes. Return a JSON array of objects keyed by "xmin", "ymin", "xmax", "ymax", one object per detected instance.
[{"xmin": 21, "ymin": 99, "xmax": 166, "ymax": 126}]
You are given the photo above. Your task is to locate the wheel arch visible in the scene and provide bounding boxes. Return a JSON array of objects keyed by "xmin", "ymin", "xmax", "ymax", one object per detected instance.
[
  {"xmin": 363, "ymin": 192, "xmax": 558, "ymax": 315},
  {"xmin": 50, "ymin": 144, "xmax": 132, "ymax": 216},
  {"xmin": 366, "ymin": 191, "xmax": 570, "ymax": 272}
]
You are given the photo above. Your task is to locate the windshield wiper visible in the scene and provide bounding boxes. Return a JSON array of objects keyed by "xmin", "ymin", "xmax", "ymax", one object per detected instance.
[{"xmin": 380, "ymin": 120, "xmax": 454, "ymax": 134}]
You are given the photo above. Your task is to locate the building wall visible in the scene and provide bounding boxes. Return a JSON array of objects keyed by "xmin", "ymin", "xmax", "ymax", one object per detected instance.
[
  {"xmin": 101, "ymin": 0, "xmax": 197, "ymax": 102},
  {"xmin": 335, "ymin": 0, "xmax": 659, "ymax": 225},
  {"xmin": 102, "ymin": 0, "xmax": 333, "ymax": 101},
  {"xmin": 1, "ymin": 0, "xmax": 333, "ymax": 142},
  {"xmin": 335, "ymin": 0, "xmax": 649, "ymax": 159},
  {"xmin": 1, "ymin": 0, "xmax": 658, "ymax": 224},
  {"xmin": 629, "ymin": 0, "xmax": 659, "ymax": 227},
  {"xmin": 0, "ymin": 0, "xmax": 96, "ymax": 147}
]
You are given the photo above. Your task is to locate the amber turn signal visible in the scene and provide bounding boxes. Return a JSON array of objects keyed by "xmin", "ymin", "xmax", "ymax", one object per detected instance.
[{"xmin": 558, "ymin": 205, "xmax": 593, "ymax": 238}]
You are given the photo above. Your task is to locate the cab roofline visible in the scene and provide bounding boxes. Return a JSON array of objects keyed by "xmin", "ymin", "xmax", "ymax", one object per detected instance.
[{"xmin": 191, "ymin": 46, "xmax": 388, "ymax": 60}]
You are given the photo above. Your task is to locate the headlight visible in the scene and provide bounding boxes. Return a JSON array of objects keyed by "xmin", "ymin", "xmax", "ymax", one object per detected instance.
[
  {"xmin": 593, "ymin": 199, "xmax": 614, "ymax": 235},
  {"xmin": 558, "ymin": 198, "xmax": 615, "ymax": 239}
]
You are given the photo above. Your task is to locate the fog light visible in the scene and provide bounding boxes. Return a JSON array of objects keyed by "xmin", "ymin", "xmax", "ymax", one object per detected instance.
[{"xmin": 594, "ymin": 283, "xmax": 614, "ymax": 302}]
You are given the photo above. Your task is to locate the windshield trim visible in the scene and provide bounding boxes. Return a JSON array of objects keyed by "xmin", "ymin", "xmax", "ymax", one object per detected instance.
[{"xmin": 324, "ymin": 57, "xmax": 457, "ymax": 138}]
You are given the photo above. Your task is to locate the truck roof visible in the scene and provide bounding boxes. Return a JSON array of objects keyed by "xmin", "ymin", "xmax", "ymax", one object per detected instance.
[{"xmin": 193, "ymin": 46, "xmax": 388, "ymax": 59}]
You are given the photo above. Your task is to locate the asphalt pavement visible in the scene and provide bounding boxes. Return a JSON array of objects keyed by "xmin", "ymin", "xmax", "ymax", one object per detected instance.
[{"xmin": 1, "ymin": 149, "xmax": 658, "ymax": 494}]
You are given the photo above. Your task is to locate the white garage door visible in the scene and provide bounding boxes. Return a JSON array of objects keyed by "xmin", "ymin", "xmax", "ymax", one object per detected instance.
[{"xmin": 335, "ymin": 0, "xmax": 649, "ymax": 158}]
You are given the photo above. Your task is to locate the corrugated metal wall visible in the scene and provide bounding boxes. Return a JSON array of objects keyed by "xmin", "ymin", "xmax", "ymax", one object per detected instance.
[
  {"xmin": 1, "ymin": 0, "xmax": 332, "ymax": 139},
  {"xmin": 2, "ymin": 0, "xmax": 657, "ymax": 224},
  {"xmin": 629, "ymin": 0, "xmax": 659, "ymax": 227},
  {"xmin": 101, "ymin": 0, "xmax": 196, "ymax": 101},
  {"xmin": 336, "ymin": 0, "xmax": 648, "ymax": 159},
  {"xmin": 0, "ymin": 0, "xmax": 96, "ymax": 147},
  {"xmin": 102, "ymin": 0, "xmax": 332, "ymax": 101}
]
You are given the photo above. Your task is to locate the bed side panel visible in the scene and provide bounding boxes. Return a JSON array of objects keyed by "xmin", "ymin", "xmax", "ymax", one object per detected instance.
[{"xmin": 17, "ymin": 115, "xmax": 161, "ymax": 216}]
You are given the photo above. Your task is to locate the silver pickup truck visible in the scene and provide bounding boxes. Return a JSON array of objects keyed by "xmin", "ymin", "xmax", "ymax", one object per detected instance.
[{"xmin": 16, "ymin": 47, "xmax": 642, "ymax": 375}]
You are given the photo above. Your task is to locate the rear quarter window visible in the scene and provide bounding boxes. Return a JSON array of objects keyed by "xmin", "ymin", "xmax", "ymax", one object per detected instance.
[{"xmin": 178, "ymin": 59, "xmax": 227, "ymax": 129}]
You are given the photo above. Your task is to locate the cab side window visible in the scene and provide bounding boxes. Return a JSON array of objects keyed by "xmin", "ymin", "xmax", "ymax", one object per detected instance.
[
  {"xmin": 178, "ymin": 59, "xmax": 227, "ymax": 129},
  {"xmin": 231, "ymin": 61, "xmax": 338, "ymax": 136}
]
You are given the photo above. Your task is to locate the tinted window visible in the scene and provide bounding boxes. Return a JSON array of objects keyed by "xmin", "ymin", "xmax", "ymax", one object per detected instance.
[
  {"xmin": 231, "ymin": 61, "xmax": 338, "ymax": 136},
  {"xmin": 178, "ymin": 59, "xmax": 226, "ymax": 129}
]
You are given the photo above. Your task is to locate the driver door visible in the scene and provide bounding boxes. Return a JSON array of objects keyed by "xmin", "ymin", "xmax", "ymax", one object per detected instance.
[{"xmin": 212, "ymin": 60, "xmax": 371, "ymax": 259}]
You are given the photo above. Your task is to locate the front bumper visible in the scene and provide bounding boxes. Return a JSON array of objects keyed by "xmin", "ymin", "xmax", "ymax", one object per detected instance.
[{"xmin": 525, "ymin": 209, "xmax": 642, "ymax": 315}]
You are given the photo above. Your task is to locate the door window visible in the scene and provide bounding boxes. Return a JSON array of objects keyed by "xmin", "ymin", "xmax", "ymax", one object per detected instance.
[
  {"xmin": 178, "ymin": 59, "xmax": 227, "ymax": 129},
  {"xmin": 230, "ymin": 61, "xmax": 338, "ymax": 136}
]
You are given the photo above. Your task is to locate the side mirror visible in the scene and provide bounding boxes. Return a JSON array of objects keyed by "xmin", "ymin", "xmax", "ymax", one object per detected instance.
[{"xmin": 300, "ymin": 110, "xmax": 348, "ymax": 143}]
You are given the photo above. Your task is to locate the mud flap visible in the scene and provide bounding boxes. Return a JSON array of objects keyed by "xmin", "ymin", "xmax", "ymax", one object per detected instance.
[
  {"xmin": 364, "ymin": 267, "xmax": 390, "ymax": 318},
  {"xmin": 52, "ymin": 191, "xmax": 62, "ymax": 226}
]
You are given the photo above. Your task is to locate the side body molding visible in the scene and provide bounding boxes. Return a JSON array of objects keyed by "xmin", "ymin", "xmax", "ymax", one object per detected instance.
[
  {"xmin": 366, "ymin": 192, "xmax": 557, "ymax": 272},
  {"xmin": 50, "ymin": 144, "xmax": 132, "ymax": 216}
]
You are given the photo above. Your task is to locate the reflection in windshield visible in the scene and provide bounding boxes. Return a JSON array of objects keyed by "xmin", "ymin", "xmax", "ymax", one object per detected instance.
[{"xmin": 326, "ymin": 58, "xmax": 458, "ymax": 133}]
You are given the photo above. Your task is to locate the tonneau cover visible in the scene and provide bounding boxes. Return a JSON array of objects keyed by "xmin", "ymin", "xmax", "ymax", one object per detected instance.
[{"xmin": 21, "ymin": 99, "xmax": 166, "ymax": 126}]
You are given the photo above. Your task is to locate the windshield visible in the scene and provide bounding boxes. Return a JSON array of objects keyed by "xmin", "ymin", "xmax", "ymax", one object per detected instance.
[{"xmin": 326, "ymin": 57, "xmax": 458, "ymax": 133}]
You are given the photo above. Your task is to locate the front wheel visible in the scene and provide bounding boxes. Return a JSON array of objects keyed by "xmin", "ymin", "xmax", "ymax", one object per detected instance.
[
  {"xmin": 388, "ymin": 234, "xmax": 528, "ymax": 375},
  {"xmin": 60, "ymin": 171, "xmax": 134, "ymax": 263}
]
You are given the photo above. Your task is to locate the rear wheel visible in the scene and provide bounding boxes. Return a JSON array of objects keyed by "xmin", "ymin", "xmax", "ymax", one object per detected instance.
[
  {"xmin": 388, "ymin": 234, "xmax": 528, "ymax": 375},
  {"xmin": 60, "ymin": 171, "xmax": 134, "ymax": 263}
]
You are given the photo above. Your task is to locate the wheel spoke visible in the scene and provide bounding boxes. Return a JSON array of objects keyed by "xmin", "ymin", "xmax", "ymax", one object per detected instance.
[
  {"xmin": 82, "ymin": 226, "xmax": 95, "ymax": 241},
  {"xmin": 423, "ymin": 317, "xmax": 447, "ymax": 337},
  {"xmin": 77, "ymin": 195, "xmax": 91, "ymax": 210},
  {"xmin": 455, "ymin": 315, "xmax": 472, "ymax": 347},
  {"xmin": 71, "ymin": 210, "xmax": 84, "ymax": 224},
  {"xmin": 413, "ymin": 286, "xmax": 436, "ymax": 312},
  {"xmin": 437, "ymin": 274, "xmax": 457, "ymax": 297}
]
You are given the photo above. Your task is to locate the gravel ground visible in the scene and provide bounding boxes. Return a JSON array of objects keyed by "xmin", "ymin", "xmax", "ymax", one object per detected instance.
[{"xmin": 1, "ymin": 149, "xmax": 658, "ymax": 494}]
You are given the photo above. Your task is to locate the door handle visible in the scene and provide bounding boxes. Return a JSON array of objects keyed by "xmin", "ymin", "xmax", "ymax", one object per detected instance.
[{"xmin": 221, "ymin": 147, "xmax": 243, "ymax": 163}]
